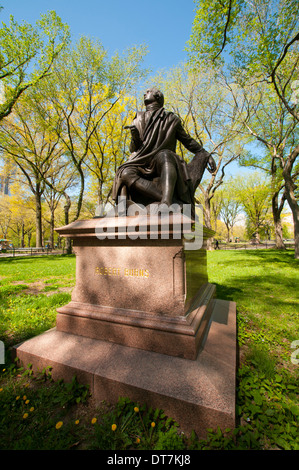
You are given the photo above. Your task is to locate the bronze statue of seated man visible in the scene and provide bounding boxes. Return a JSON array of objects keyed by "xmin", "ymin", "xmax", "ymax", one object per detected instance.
[{"xmin": 112, "ymin": 88, "xmax": 216, "ymax": 211}]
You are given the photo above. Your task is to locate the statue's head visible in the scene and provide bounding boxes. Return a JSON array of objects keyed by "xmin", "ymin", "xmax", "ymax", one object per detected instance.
[{"xmin": 144, "ymin": 87, "xmax": 164, "ymax": 107}]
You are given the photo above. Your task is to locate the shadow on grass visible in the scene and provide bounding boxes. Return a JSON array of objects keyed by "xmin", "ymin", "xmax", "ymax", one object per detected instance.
[
  {"xmin": 215, "ymin": 249, "xmax": 298, "ymax": 268},
  {"xmin": 213, "ymin": 283, "xmax": 243, "ymax": 302},
  {"xmin": 210, "ymin": 250, "xmax": 298, "ymax": 324},
  {"xmin": 244, "ymin": 249, "xmax": 298, "ymax": 265},
  {"xmin": 214, "ymin": 272, "xmax": 298, "ymax": 307}
]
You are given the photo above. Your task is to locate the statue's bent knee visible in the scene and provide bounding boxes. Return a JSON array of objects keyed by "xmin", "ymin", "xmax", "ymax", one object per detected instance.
[
  {"xmin": 155, "ymin": 150, "xmax": 177, "ymax": 169},
  {"xmin": 120, "ymin": 167, "xmax": 139, "ymax": 187}
]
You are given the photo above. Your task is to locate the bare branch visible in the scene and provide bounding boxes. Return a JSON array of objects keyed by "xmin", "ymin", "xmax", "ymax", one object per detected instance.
[{"xmin": 213, "ymin": 0, "xmax": 233, "ymax": 60}]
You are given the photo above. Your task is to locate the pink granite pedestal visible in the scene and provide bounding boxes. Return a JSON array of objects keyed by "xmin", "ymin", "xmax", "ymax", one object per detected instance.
[{"xmin": 14, "ymin": 214, "xmax": 237, "ymax": 437}]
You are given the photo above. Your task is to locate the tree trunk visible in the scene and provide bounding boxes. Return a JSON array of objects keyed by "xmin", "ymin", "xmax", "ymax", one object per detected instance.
[
  {"xmin": 35, "ymin": 192, "xmax": 43, "ymax": 248},
  {"xmin": 16, "ymin": 226, "xmax": 20, "ymax": 248},
  {"xmin": 204, "ymin": 196, "xmax": 213, "ymax": 250},
  {"xmin": 64, "ymin": 192, "xmax": 72, "ymax": 254},
  {"xmin": 272, "ymin": 192, "xmax": 286, "ymax": 250},
  {"xmin": 285, "ymin": 197, "xmax": 299, "ymax": 259},
  {"xmin": 283, "ymin": 146, "xmax": 299, "ymax": 259},
  {"xmin": 50, "ymin": 209, "xmax": 55, "ymax": 249},
  {"xmin": 225, "ymin": 223, "xmax": 231, "ymax": 243},
  {"xmin": 28, "ymin": 231, "xmax": 32, "ymax": 247},
  {"xmin": 74, "ymin": 166, "xmax": 85, "ymax": 222},
  {"xmin": 21, "ymin": 222, "xmax": 25, "ymax": 248},
  {"xmin": 273, "ymin": 215, "xmax": 285, "ymax": 249},
  {"xmin": 255, "ymin": 223, "xmax": 260, "ymax": 244},
  {"xmin": 294, "ymin": 216, "xmax": 299, "ymax": 259}
]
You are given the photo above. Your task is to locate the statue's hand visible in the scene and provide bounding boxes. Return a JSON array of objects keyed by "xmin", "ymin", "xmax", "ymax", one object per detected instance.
[
  {"xmin": 207, "ymin": 155, "xmax": 216, "ymax": 173},
  {"xmin": 124, "ymin": 125, "xmax": 139, "ymax": 139}
]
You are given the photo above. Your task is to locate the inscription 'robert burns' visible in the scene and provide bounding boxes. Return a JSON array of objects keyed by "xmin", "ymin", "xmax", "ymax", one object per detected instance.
[{"xmin": 95, "ymin": 266, "xmax": 149, "ymax": 278}]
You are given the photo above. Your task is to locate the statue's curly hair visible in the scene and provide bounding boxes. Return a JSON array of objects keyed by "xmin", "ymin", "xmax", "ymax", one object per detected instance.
[{"xmin": 151, "ymin": 87, "xmax": 164, "ymax": 107}]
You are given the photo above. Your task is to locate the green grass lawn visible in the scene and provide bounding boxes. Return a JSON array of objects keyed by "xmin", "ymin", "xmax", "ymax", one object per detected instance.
[
  {"xmin": 0, "ymin": 251, "xmax": 298, "ymax": 450},
  {"xmin": 0, "ymin": 255, "xmax": 75, "ymax": 348},
  {"xmin": 207, "ymin": 250, "xmax": 298, "ymax": 371}
]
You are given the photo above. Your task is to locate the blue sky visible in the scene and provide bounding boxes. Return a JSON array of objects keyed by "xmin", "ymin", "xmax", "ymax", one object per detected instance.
[{"xmin": 0, "ymin": 0, "xmax": 196, "ymax": 73}]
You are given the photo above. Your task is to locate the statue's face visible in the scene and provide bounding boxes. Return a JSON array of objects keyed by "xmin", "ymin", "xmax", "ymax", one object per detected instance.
[{"xmin": 144, "ymin": 89, "xmax": 157, "ymax": 105}]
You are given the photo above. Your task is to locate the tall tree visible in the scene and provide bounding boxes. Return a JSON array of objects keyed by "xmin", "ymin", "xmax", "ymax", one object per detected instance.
[
  {"xmin": 224, "ymin": 77, "xmax": 298, "ymax": 249},
  {"xmin": 0, "ymin": 193, "xmax": 11, "ymax": 240},
  {"xmin": 33, "ymin": 37, "xmax": 148, "ymax": 222},
  {"xmin": 0, "ymin": 95, "xmax": 66, "ymax": 247},
  {"xmin": 0, "ymin": 10, "xmax": 70, "ymax": 121},
  {"xmin": 188, "ymin": 0, "xmax": 299, "ymax": 256},
  {"xmin": 0, "ymin": 175, "xmax": 35, "ymax": 247},
  {"xmin": 234, "ymin": 172, "xmax": 272, "ymax": 242},
  {"xmin": 85, "ymin": 95, "xmax": 136, "ymax": 211},
  {"xmin": 218, "ymin": 183, "xmax": 242, "ymax": 242},
  {"xmin": 7, "ymin": 180, "xmax": 35, "ymax": 248},
  {"xmin": 43, "ymin": 162, "xmax": 77, "ymax": 248},
  {"xmin": 0, "ymin": 154, "xmax": 15, "ymax": 195}
]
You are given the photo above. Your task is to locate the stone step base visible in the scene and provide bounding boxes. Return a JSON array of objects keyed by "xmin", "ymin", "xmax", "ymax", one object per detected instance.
[
  {"xmin": 13, "ymin": 298, "xmax": 236, "ymax": 438},
  {"xmin": 56, "ymin": 283, "xmax": 216, "ymax": 360}
]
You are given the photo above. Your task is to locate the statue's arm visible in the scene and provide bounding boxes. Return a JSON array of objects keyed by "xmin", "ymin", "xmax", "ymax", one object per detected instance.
[
  {"xmin": 130, "ymin": 126, "xmax": 143, "ymax": 152},
  {"xmin": 176, "ymin": 122, "xmax": 216, "ymax": 173},
  {"xmin": 176, "ymin": 122, "xmax": 203, "ymax": 154},
  {"xmin": 125, "ymin": 113, "xmax": 143, "ymax": 154},
  {"xmin": 124, "ymin": 125, "xmax": 143, "ymax": 153}
]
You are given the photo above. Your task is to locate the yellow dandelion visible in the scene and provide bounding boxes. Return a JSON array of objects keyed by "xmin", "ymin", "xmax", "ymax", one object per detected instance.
[
  {"xmin": 16, "ymin": 396, "xmax": 20, "ymax": 400},
  {"xmin": 30, "ymin": 407, "xmax": 34, "ymax": 412},
  {"xmin": 136, "ymin": 437, "xmax": 140, "ymax": 444},
  {"xmin": 134, "ymin": 406, "xmax": 139, "ymax": 413},
  {"xmin": 75, "ymin": 419, "xmax": 80, "ymax": 425},
  {"xmin": 91, "ymin": 417, "xmax": 97, "ymax": 424},
  {"xmin": 25, "ymin": 399, "xmax": 30, "ymax": 404},
  {"xmin": 55, "ymin": 421, "xmax": 63, "ymax": 429},
  {"xmin": 23, "ymin": 413, "xmax": 29, "ymax": 419},
  {"xmin": 111, "ymin": 423, "xmax": 117, "ymax": 431},
  {"xmin": 151, "ymin": 422, "xmax": 155, "ymax": 428},
  {"xmin": 0, "ymin": 388, "xmax": 3, "ymax": 392},
  {"xmin": 22, "ymin": 395, "xmax": 27, "ymax": 401}
]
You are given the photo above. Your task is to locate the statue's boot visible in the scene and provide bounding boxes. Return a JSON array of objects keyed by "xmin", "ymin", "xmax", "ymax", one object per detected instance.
[{"xmin": 159, "ymin": 161, "xmax": 177, "ymax": 206}]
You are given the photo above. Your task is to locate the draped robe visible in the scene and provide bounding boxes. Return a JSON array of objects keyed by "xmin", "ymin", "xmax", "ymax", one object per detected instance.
[{"xmin": 112, "ymin": 107, "xmax": 206, "ymax": 205}]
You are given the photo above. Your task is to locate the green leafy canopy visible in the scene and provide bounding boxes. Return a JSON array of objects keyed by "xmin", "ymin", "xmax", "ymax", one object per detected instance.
[{"xmin": 0, "ymin": 10, "xmax": 70, "ymax": 121}]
